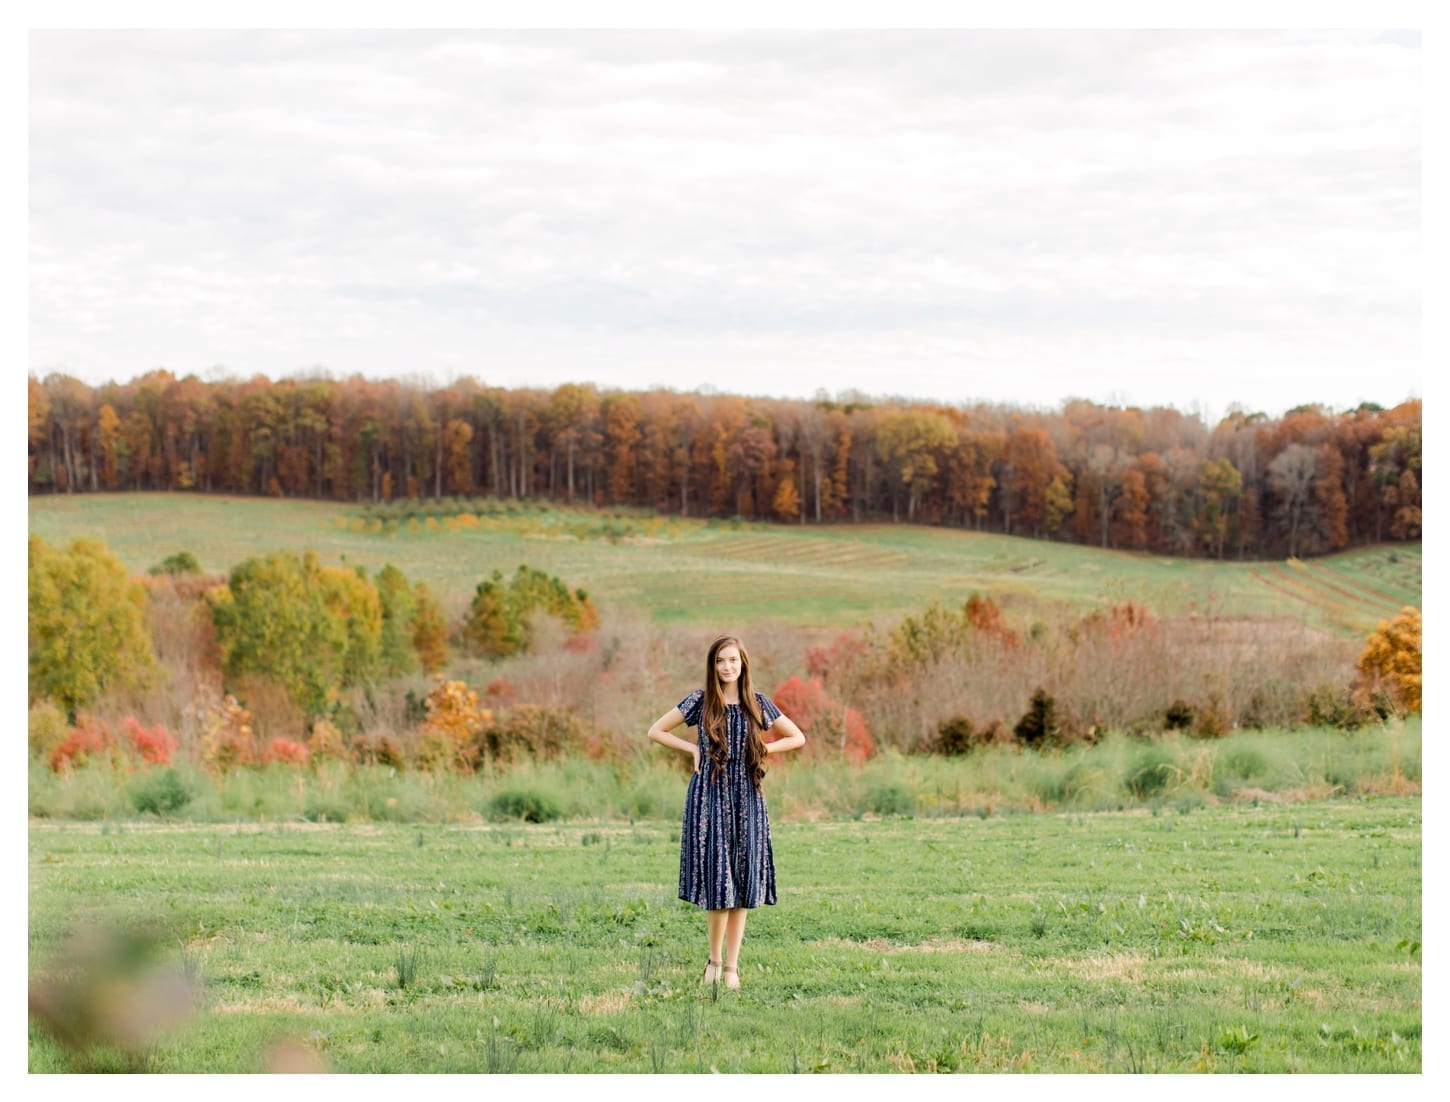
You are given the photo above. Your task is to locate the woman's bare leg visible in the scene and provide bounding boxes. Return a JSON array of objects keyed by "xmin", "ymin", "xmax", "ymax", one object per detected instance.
[
  {"xmin": 722, "ymin": 908, "xmax": 748, "ymax": 987},
  {"xmin": 704, "ymin": 909, "xmax": 728, "ymax": 980}
]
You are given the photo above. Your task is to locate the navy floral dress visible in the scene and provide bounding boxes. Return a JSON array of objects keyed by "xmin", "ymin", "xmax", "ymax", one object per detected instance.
[{"xmin": 675, "ymin": 688, "xmax": 781, "ymax": 909}]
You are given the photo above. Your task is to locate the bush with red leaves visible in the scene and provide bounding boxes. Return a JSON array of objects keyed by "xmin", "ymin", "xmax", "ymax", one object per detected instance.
[
  {"xmin": 48, "ymin": 717, "xmax": 119, "ymax": 772},
  {"xmin": 804, "ymin": 633, "xmax": 872, "ymax": 686},
  {"xmin": 772, "ymin": 675, "xmax": 873, "ymax": 763},
  {"xmin": 264, "ymin": 738, "xmax": 310, "ymax": 766},
  {"xmin": 120, "ymin": 717, "xmax": 178, "ymax": 766},
  {"xmin": 484, "ymin": 677, "xmax": 518, "ymax": 706}
]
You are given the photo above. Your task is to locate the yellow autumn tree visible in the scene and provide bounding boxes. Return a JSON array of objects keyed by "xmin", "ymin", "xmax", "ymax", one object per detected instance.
[
  {"xmin": 416, "ymin": 676, "xmax": 491, "ymax": 771},
  {"xmin": 874, "ymin": 410, "xmax": 955, "ymax": 521},
  {"xmin": 1355, "ymin": 607, "xmax": 1421, "ymax": 714},
  {"xmin": 209, "ymin": 550, "xmax": 382, "ymax": 718},
  {"xmin": 28, "ymin": 536, "xmax": 157, "ymax": 715},
  {"xmin": 461, "ymin": 565, "xmax": 599, "ymax": 659}
]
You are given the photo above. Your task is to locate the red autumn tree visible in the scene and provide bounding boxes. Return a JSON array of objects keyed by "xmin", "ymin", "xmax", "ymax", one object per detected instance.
[{"xmin": 772, "ymin": 675, "xmax": 873, "ymax": 763}]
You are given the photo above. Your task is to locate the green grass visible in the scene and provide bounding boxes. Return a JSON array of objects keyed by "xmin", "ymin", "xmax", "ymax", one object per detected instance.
[
  {"xmin": 28, "ymin": 797, "xmax": 1421, "ymax": 1072},
  {"xmin": 28, "ymin": 494, "xmax": 1421, "ymax": 632}
]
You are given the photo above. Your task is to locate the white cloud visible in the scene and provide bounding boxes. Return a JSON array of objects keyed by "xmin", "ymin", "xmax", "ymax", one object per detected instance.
[{"xmin": 28, "ymin": 28, "xmax": 1420, "ymax": 417}]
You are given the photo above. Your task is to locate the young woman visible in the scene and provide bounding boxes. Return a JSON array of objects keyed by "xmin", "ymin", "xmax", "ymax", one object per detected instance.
[{"xmin": 647, "ymin": 635, "xmax": 806, "ymax": 990}]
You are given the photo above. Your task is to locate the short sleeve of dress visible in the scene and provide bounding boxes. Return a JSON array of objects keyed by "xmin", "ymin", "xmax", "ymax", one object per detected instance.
[
  {"xmin": 677, "ymin": 689, "xmax": 705, "ymax": 727},
  {"xmin": 756, "ymin": 693, "xmax": 782, "ymax": 730}
]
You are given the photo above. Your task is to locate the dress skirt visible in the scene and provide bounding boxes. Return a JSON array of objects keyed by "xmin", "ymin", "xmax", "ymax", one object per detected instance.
[{"xmin": 675, "ymin": 688, "xmax": 780, "ymax": 909}]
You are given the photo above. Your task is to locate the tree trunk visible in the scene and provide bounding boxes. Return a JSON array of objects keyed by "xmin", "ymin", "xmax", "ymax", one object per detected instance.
[
  {"xmin": 434, "ymin": 427, "xmax": 443, "ymax": 499},
  {"xmin": 57, "ymin": 423, "xmax": 75, "ymax": 493},
  {"xmin": 799, "ymin": 458, "xmax": 807, "ymax": 525}
]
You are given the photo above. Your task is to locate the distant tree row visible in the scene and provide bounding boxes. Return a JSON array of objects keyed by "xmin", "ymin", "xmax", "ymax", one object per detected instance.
[{"xmin": 28, "ymin": 371, "xmax": 1421, "ymax": 558}]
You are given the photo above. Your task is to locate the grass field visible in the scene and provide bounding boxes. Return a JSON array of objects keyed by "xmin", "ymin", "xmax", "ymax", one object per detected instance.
[
  {"xmin": 27, "ymin": 494, "xmax": 1422, "ymax": 633},
  {"xmin": 28, "ymin": 797, "xmax": 1421, "ymax": 1073}
]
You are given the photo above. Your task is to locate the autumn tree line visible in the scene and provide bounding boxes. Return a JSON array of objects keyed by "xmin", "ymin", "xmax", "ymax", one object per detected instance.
[{"xmin": 29, "ymin": 371, "xmax": 1421, "ymax": 558}]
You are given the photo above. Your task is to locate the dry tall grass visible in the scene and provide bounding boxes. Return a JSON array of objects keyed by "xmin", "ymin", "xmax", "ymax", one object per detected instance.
[{"xmin": 860, "ymin": 613, "xmax": 1358, "ymax": 750}]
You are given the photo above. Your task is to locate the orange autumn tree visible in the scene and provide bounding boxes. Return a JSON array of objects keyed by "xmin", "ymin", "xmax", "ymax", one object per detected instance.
[
  {"xmin": 1001, "ymin": 427, "xmax": 1070, "ymax": 538},
  {"xmin": 1355, "ymin": 607, "xmax": 1421, "ymax": 714},
  {"xmin": 410, "ymin": 583, "xmax": 449, "ymax": 673},
  {"xmin": 416, "ymin": 676, "xmax": 491, "ymax": 772}
]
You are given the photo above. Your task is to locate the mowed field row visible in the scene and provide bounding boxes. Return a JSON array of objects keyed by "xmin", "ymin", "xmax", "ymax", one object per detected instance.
[
  {"xmin": 1248, "ymin": 562, "xmax": 1410, "ymax": 634},
  {"xmin": 28, "ymin": 494, "xmax": 1421, "ymax": 632},
  {"xmin": 674, "ymin": 533, "xmax": 913, "ymax": 570}
]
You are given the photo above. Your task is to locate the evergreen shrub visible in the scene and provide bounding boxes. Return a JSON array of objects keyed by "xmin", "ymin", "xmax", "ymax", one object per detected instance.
[
  {"xmin": 488, "ymin": 788, "xmax": 565, "ymax": 823},
  {"xmin": 1125, "ymin": 745, "xmax": 1177, "ymax": 799},
  {"xmin": 129, "ymin": 768, "xmax": 193, "ymax": 815}
]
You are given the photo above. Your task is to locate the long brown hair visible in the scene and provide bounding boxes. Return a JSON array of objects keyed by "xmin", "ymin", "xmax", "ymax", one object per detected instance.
[{"xmin": 701, "ymin": 635, "xmax": 768, "ymax": 788}]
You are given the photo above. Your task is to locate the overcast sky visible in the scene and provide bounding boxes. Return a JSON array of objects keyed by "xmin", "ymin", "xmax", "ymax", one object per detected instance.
[{"xmin": 28, "ymin": 28, "xmax": 1422, "ymax": 420}]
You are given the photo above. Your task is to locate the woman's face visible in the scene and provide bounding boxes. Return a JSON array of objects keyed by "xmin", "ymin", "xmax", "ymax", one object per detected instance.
[{"xmin": 714, "ymin": 645, "xmax": 743, "ymax": 685}]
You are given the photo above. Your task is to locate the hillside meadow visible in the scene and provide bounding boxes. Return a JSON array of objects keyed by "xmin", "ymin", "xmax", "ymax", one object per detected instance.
[{"xmin": 27, "ymin": 493, "xmax": 1420, "ymax": 633}]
